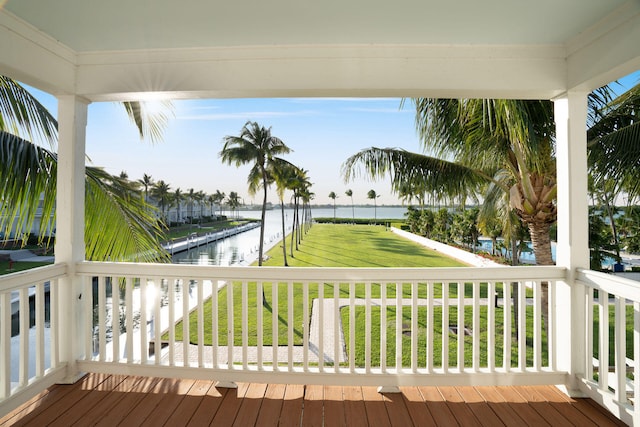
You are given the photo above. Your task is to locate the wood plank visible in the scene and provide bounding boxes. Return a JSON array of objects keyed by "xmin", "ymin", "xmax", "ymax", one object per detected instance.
[
  {"xmin": 301, "ymin": 384, "xmax": 324, "ymax": 427},
  {"xmin": 417, "ymin": 387, "xmax": 459, "ymax": 427},
  {"xmin": 12, "ymin": 374, "xmax": 125, "ymax": 427},
  {"xmin": 399, "ymin": 386, "xmax": 437, "ymax": 427},
  {"xmin": 233, "ymin": 383, "xmax": 267, "ymax": 426},
  {"xmin": 438, "ymin": 386, "xmax": 482, "ymax": 426},
  {"xmin": 88, "ymin": 376, "xmax": 160, "ymax": 426},
  {"xmin": 118, "ymin": 377, "xmax": 187, "ymax": 426},
  {"xmin": 255, "ymin": 383, "xmax": 286, "ymax": 427},
  {"xmin": 361, "ymin": 385, "xmax": 392, "ymax": 427},
  {"xmin": 343, "ymin": 386, "xmax": 369, "ymax": 427},
  {"xmin": 163, "ymin": 379, "xmax": 214, "ymax": 426},
  {"xmin": 511, "ymin": 386, "xmax": 573, "ymax": 427},
  {"xmin": 531, "ymin": 386, "xmax": 613, "ymax": 427},
  {"xmin": 583, "ymin": 398, "xmax": 628, "ymax": 427},
  {"xmin": 454, "ymin": 386, "xmax": 505, "ymax": 427},
  {"xmin": 323, "ymin": 385, "xmax": 346, "ymax": 426},
  {"xmin": 3, "ymin": 373, "xmax": 113, "ymax": 427},
  {"xmin": 278, "ymin": 383, "xmax": 304, "ymax": 427},
  {"xmin": 73, "ymin": 375, "xmax": 148, "ymax": 426},
  {"xmin": 139, "ymin": 379, "xmax": 197, "ymax": 426},
  {"xmin": 187, "ymin": 384, "xmax": 228, "ymax": 426},
  {"xmin": 209, "ymin": 383, "xmax": 247, "ymax": 426},
  {"xmin": 379, "ymin": 391, "xmax": 414, "ymax": 427},
  {"xmin": 474, "ymin": 386, "xmax": 543, "ymax": 427}
]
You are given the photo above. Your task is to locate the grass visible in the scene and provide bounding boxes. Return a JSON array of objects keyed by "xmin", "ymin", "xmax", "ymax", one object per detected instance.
[
  {"xmin": 172, "ymin": 224, "xmax": 466, "ymax": 345},
  {"xmin": 0, "ymin": 260, "xmax": 51, "ymax": 275},
  {"xmin": 169, "ymin": 223, "xmax": 545, "ymax": 368},
  {"xmin": 261, "ymin": 224, "xmax": 467, "ymax": 268}
]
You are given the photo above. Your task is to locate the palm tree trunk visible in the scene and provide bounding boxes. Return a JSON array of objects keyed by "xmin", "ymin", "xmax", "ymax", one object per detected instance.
[
  {"xmin": 280, "ymin": 199, "xmax": 288, "ymax": 266},
  {"xmin": 290, "ymin": 197, "xmax": 297, "ymax": 258},
  {"xmin": 259, "ymin": 177, "xmax": 268, "ymax": 267},
  {"xmin": 528, "ymin": 221, "xmax": 553, "ymax": 341}
]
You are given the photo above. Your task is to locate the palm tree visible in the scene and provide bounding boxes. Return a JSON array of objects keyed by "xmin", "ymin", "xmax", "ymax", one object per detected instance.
[
  {"xmin": 207, "ymin": 194, "xmax": 216, "ymax": 217},
  {"xmin": 172, "ymin": 188, "xmax": 184, "ymax": 223},
  {"xmin": 0, "ymin": 75, "xmax": 171, "ymax": 261},
  {"xmin": 345, "ymin": 99, "xmax": 557, "ymax": 265},
  {"xmin": 220, "ymin": 121, "xmax": 291, "ymax": 266},
  {"xmin": 270, "ymin": 159, "xmax": 299, "ymax": 266},
  {"xmin": 328, "ymin": 191, "xmax": 338, "ymax": 222},
  {"xmin": 227, "ymin": 191, "xmax": 241, "ymax": 218},
  {"xmin": 151, "ymin": 180, "xmax": 171, "ymax": 222},
  {"xmin": 588, "ymin": 82, "xmax": 640, "ymax": 199},
  {"xmin": 138, "ymin": 173, "xmax": 154, "ymax": 203},
  {"xmin": 213, "ymin": 190, "xmax": 226, "ymax": 216},
  {"xmin": 186, "ymin": 188, "xmax": 196, "ymax": 224},
  {"xmin": 367, "ymin": 189, "xmax": 379, "ymax": 223},
  {"xmin": 345, "ymin": 189, "xmax": 355, "ymax": 223},
  {"xmin": 343, "ymin": 99, "xmax": 564, "ymax": 330}
]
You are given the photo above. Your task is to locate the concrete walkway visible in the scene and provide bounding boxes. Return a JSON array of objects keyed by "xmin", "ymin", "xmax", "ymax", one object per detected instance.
[{"xmin": 165, "ymin": 296, "xmax": 515, "ymax": 366}]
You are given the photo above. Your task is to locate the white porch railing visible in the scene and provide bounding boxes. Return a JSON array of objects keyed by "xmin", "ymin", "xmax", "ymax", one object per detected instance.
[
  {"xmin": 0, "ymin": 264, "xmax": 67, "ymax": 412},
  {"xmin": 576, "ymin": 269, "xmax": 640, "ymax": 426},
  {"xmin": 75, "ymin": 262, "xmax": 565, "ymax": 389},
  {"xmin": 4, "ymin": 262, "xmax": 639, "ymax": 425}
]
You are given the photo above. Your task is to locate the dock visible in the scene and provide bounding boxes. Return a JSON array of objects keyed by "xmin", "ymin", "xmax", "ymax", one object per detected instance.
[{"xmin": 162, "ymin": 222, "xmax": 261, "ymax": 255}]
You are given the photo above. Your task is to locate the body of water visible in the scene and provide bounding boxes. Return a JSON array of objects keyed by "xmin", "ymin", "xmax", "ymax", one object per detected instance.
[{"xmin": 172, "ymin": 206, "xmax": 408, "ymax": 266}]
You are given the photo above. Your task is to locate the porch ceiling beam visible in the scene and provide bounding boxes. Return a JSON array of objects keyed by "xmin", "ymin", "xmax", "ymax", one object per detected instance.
[
  {"xmin": 75, "ymin": 44, "xmax": 568, "ymax": 101},
  {"xmin": 0, "ymin": 11, "xmax": 76, "ymax": 95},
  {"xmin": 567, "ymin": 1, "xmax": 640, "ymax": 92}
]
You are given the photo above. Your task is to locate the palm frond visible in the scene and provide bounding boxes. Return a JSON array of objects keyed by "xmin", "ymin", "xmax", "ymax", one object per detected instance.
[
  {"xmin": 342, "ymin": 147, "xmax": 491, "ymax": 201},
  {"xmin": 0, "ymin": 76, "xmax": 58, "ymax": 147},
  {"xmin": 85, "ymin": 167, "xmax": 169, "ymax": 262},
  {"xmin": 122, "ymin": 100, "xmax": 173, "ymax": 144},
  {"xmin": 0, "ymin": 130, "xmax": 56, "ymax": 242},
  {"xmin": 0, "ymin": 130, "xmax": 168, "ymax": 261}
]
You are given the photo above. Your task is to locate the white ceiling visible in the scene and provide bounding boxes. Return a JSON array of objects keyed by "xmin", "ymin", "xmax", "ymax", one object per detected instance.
[
  {"xmin": 4, "ymin": 0, "xmax": 628, "ymax": 51},
  {"xmin": 1, "ymin": 0, "xmax": 638, "ymax": 100}
]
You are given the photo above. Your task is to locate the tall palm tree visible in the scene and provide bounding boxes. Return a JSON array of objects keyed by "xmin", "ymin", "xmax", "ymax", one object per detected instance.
[
  {"xmin": 173, "ymin": 188, "xmax": 184, "ymax": 223},
  {"xmin": 345, "ymin": 189, "xmax": 355, "ymax": 223},
  {"xmin": 289, "ymin": 168, "xmax": 312, "ymax": 255},
  {"xmin": 186, "ymin": 188, "xmax": 196, "ymax": 223},
  {"xmin": 138, "ymin": 173, "xmax": 154, "ymax": 203},
  {"xmin": 220, "ymin": 121, "xmax": 291, "ymax": 266},
  {"xmin": 227, "ymin": 191, "xmax": 241, "ymax": 218},
  {"xmin": 344, "ymin": 99, "xmax": 557, "ymax": 265},
  {"xmin": 207, "ymin": 194, "xmax": 216, "ymax": 217},
  {"xmin": 270, "ymin": 159, "xmax": 298, "ymax": 266},
  {"xmin": 344, "ymin": 99, "xmax": 565, "ymax": 331},
  {"xmin": 151, "ymin": 180, "xmax": 171, "ymax": 222},
  {"xmin": 213, "ymin": 190, "xmax": 226, "ymax": 216},
  {"xmin": 1, "ymin": 75, "xmax": 171, "ymax": 261},
  {"xmin": 328, "ymin": 191, "xmax": 338, "ymax": 222},
  {"xmin": 367, "ymin": 189, "xmax": 379, "ymax": 223},
  {"xmin": 588, "ymin": 82, "xmax": 640, "ymax": 198}
]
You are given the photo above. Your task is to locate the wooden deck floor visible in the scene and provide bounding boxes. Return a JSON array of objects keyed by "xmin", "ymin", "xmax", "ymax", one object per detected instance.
[{"xmin": 0, "ymin": 373, "xmax": 626, "ymax": 426}]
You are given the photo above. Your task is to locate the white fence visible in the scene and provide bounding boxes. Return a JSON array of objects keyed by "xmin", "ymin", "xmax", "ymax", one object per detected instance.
[
  {"xmin": 4, "ymin": 262, "xmax": 639, "ymax": 426},
  {"xmin": 75, "ymin": 262, "xmax": 565, "ymax": 388},
  {"xmin": 0, "ymin": 264, "xmax": 67, "ymax": 413},
  {"xmin": 576, "ymin": 268, "xmax": 640, "ymax": 425}
]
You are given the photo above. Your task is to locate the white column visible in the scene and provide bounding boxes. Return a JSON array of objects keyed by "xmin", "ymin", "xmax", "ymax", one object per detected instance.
[
  {"xmin": 54, "ymin": 95, "xmax": 89, "ymax": 383},
  {"xmin": 554, "ymin": 92, "xmax": 589, "ymax": 396}
]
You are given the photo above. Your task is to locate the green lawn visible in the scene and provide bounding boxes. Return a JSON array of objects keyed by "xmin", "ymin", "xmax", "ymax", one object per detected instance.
[
  {"xmin": 0, "ymin": 260, "xmax": 52, "ymax": 275},
  {"xmin": 170, "ymin": 224, "xmax": 546, "ymax": 368},
  {"xmin": 261, "ymin": 224, "xmax": 467, "ymax": 267}
]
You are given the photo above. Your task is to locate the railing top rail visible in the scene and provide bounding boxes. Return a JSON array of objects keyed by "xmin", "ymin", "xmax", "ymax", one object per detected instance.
[
  {"xmin": 0, "ymin": 263, "xmax": 67, "ymax": 293},
  {"xmin": 77, "ymin": 261, "xmax": 565, "ymax": 282},
  {"xmin": 577, "ymin": 268, "xmax": 640, "ymax": 301}
]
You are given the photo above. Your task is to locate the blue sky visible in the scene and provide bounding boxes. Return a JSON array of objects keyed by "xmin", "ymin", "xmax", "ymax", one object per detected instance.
[{"xmin": 28, "ymin": 70, "xmax": 639, "ymax": 206}]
